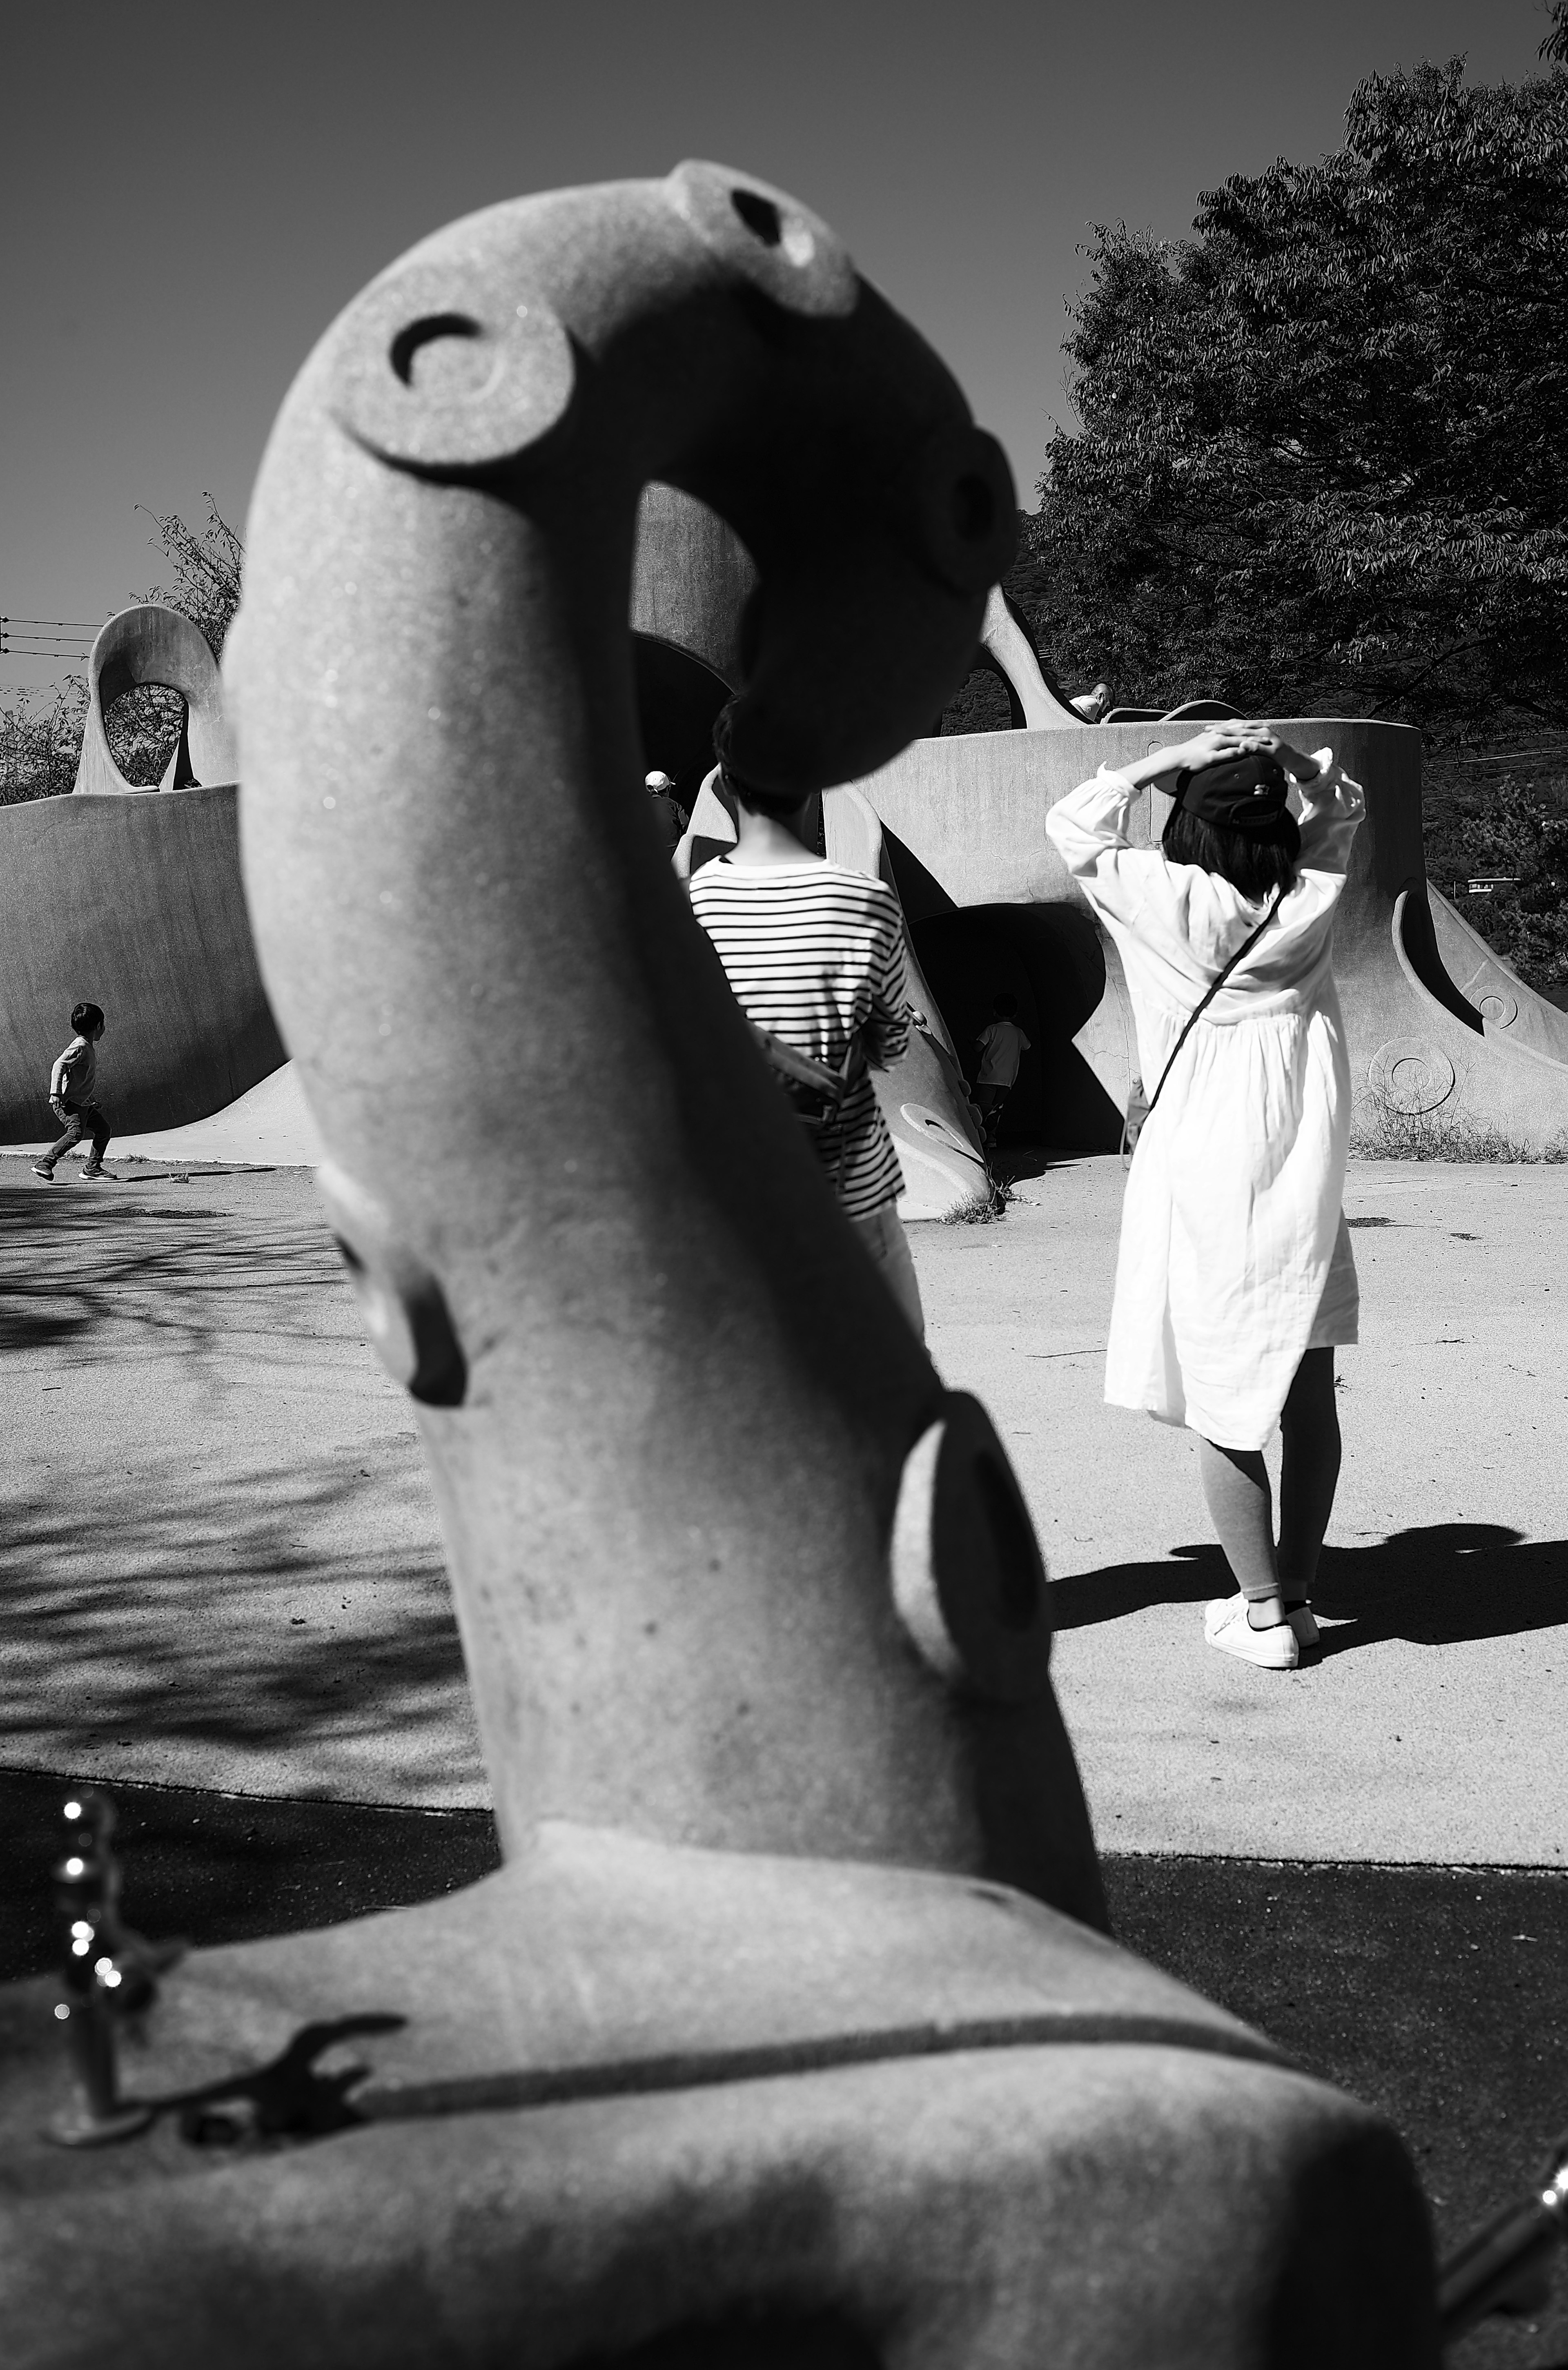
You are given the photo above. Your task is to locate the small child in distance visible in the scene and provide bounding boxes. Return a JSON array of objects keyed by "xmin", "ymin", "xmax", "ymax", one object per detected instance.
[
  {"xmin": 973, "ymin": 992, "xmax": 1031, "ymax": 1151},
  {"xmin": 33, "ymin": 1002, "xmax": 114, "ymax": 1183}
]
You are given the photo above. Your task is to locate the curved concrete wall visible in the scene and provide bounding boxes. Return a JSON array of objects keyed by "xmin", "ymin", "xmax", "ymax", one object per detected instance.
[
  {"xmin": 852, "ymin": 719, "xmax": 1568, "ymax": 1157},
  {"xmin": 0, "ymin": 785, "xmax": 284, "ymax": 1142},
  {"xmin": 73, "ymin": 604, "xmax": 238, "ymax": 797}
]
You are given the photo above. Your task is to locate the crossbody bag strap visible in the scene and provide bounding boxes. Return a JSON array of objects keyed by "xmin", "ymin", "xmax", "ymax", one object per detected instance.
[{"xmin": 1142, "ymin": 886, "xmax": 1286, "ymax": 1129}]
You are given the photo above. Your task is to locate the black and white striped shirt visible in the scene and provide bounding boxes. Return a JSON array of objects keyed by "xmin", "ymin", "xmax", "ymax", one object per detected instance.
[{"xmin": 688, "ymin": 855, "xmax": 910, "ymax": 1218}]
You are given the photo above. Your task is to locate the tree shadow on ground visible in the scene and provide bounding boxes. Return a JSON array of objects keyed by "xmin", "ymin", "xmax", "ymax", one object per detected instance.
[
  {"xmin": 0, "ymin": 1458, "xmax": 479, "ymax": 1791},
  {"xmin": 0, "ymin": 1179, "xmax": 351, "ymax": 1361},
  {"xmin": 1050, "ymin": 1523, "xmax": 1568, "ymax": 1655}
]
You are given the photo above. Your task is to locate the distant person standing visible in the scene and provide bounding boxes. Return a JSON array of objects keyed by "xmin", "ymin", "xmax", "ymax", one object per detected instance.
[
  {"xmin": 645, "ymin": 769, "xmax": 690, "ymax": 859},
  {"xmin": 972, "ymin": 992, "xmax": 1031, "ymax": 1151},
  {"xmin": 687, "ymin": 712, "xmax": 923, "ymax": 1335},
  {"xmin": 33, "ymin": 1003, "xmax": 113, "ymax": 1182}
]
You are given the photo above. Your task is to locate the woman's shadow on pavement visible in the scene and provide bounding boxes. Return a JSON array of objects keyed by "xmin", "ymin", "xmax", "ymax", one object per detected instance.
[{"xmin": 1049, "ymin": 1523, "xmax": 1568, "ymax": 1655}]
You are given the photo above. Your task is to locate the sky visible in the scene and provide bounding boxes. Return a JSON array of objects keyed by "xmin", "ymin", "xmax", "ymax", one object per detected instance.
[{"xmin": 0, "ymin": 0, "xmax": 1552, "ymax": 688}]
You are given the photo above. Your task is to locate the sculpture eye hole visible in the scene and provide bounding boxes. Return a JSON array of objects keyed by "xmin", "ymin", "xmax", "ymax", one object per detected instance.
[
  {"xmin": 390, "ymin": 312, "xmax": 485, "ymax": 391},
  {"xmin": 950, "ymin": 473, "xmax": 996, "ymax": 543},
  {"xmin": 731, "ymin": 188, "xmax": 783, "ymax": 247}
]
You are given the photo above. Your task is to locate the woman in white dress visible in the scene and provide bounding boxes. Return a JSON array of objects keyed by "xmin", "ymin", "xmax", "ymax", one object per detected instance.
[{"xmin": 1046, "ymin": 723, "xmax": 1365, "ymax": 1671}]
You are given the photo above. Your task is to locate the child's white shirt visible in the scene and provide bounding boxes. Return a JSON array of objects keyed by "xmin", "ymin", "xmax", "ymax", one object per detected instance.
[{"xmin": 50, "ymin": 1035, "xmax": 97, "ymax": 1107}]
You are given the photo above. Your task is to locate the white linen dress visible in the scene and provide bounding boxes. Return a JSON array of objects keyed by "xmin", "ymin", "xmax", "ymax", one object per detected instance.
[{"xmin": 1046, "ymin": 757, "xmax": 1365, "ymax": 1451}]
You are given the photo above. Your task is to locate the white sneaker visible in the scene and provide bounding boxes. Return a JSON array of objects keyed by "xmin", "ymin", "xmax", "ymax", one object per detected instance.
[
  {"xmin": 1285, "ymin": 1602, "xmax": 1321, "ymax": 1650},
  {"xmin": 1204, "ymin": 1595, "xmax": 1299, "ymax": 1670}
]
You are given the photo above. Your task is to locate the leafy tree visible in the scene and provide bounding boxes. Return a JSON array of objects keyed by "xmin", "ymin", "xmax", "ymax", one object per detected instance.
[
  {"xmin": 1018, "ymin": 58, "xmax": 1568, "ymax": 742},
  {"xmin": 0, "ymin": 679, "xmax": 87, "ymax": 806},
  {"xmin": 134, "ymin": 493, "xmax": 244, "ymax": 658},
  {"xmin": 1425, "ymin": 758, "xmax": 1568, "ymax": 999},
  {"xmin": 0, "ymin": 499, "xmax": 243, "ymax": 800},
  {"xmin": 939, "ymin": 667, "xmax": 1015, "ymax": 736},
  {"xmin": 1544, "ymin": 3, "xmax": 1568, "ymax": 66}
]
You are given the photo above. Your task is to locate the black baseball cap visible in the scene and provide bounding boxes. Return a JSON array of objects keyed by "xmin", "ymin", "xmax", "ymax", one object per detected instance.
[{"xmin": 1174, "ymin": 750, "xmax": 1290, "ymax": 833}]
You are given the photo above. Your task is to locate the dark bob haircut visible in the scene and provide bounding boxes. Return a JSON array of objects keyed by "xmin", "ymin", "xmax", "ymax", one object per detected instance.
[
  {"xmin": 70, "ymin": 1001, "xmax": 105, "ymax": 1036},
  {"xmin": 711, "ymin": 702, "xmax": 804, "ymax": 822},
  {"xmin": 1162, "ymin": 803, "xmax": 1300, "ymax": 903}
]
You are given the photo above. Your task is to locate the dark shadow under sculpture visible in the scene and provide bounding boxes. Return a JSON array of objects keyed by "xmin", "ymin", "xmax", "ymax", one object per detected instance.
[{"xmin": 0, "ymin": 165, "xmax": 1438, "ymax": 2368}]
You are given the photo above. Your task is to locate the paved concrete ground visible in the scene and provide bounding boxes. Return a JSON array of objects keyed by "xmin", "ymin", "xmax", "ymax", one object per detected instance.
[
  {"xmin": 4, "ymin": 1152, "xmax": 1565, "ymax": 2361},
  {"xmin": 929, "ymin": 1156, "xmax": 1568, "ymax": 1867},
  {"xmin": 1, "ymin": 1152, "xmax": 1564, "ymax": 1868},
  {"xmin": 0, "ymin": 1159, "xmax": 483, "ymax": 1806}
]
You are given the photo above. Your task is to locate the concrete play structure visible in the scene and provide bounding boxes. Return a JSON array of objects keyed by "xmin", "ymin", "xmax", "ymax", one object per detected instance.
[
  {"xmin": 7, "ymin": 507, "xmax": 1566, "ymax": 1188},
  {"xmin": 851, "ymin": 717, "xmax": 1568, "ymax": 1162},
  {"xmin": 2, "ymin": 166, "xmax": 1441, "ymax": 2364},
  {"xmin": 0, "ymin": 605, "xmax": 282, "ymax": 1145}
]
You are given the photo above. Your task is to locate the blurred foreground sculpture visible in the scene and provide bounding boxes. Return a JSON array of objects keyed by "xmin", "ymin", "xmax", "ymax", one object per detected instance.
[{"xmin": 0, "ymin": 166, "xmax": 1437, "ymax": 2366}]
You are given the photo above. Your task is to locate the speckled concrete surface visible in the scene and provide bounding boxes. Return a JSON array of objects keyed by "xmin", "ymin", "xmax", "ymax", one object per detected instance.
[
  {"xmin": 1, "ymin": 1152, "xmax": 1563, "ymax": 1864},
  {"xmin": 0, "ymin": 1159, "xmax": 483, "ymax": 1806},
  {"xmin": 918, "ymin": 1156, "xmax": 1568, "ymax": 1867}
]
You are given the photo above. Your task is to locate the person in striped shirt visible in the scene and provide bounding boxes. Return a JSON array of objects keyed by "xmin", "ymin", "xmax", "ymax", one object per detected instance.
[{"xmin": 686, "ymin": 726, "xmax": 924, "ymax": 1337}]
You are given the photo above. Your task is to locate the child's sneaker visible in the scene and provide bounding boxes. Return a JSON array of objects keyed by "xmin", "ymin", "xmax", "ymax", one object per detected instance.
[
  {"xmin": 1285, "ymin": 1601, "xmax": 1321, "ymax": 1651},
  {"xmin": 31, "ymin": 1164, "xmax": 55, "ymax": 1181},
  {"xmin": 1204, "ymin": 1594, "xmax": 1299, "ymax": 1670},
  {"xmin": 76, "ymin": 1166, "xmax": 111, "ymax": 1183}
]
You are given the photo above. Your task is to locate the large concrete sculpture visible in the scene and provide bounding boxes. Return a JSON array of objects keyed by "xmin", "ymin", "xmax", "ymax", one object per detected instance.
[
  {"xmin": 0, "ymin": 168, "xmax": 1437, "ymax": 2365},
  {"xmin": 0, "ymin": 605, "xmax": 282, "ymax": 1142}
]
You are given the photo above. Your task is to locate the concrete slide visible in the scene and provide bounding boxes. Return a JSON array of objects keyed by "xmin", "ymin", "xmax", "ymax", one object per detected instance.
[
  {"xmin": 0, "ymin": 606, "xmax": 284, "ymax": 1147},
  {"xmin": 849, "ymin": 718, "xmax": 1568, "ymax": 1158},
  {"xmin": 12, "ymin": 551, "xmax": 1557, "ymax": 1177},
  {"xmin": 0, "ymin": 783, "xmax": 285, "ymax": 1145}
]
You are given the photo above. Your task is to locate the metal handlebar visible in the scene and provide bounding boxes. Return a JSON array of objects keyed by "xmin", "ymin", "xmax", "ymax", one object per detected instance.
[{"xmin": 1438, "ymin": 2131, "xmax": 1568, "ymax": 2347}]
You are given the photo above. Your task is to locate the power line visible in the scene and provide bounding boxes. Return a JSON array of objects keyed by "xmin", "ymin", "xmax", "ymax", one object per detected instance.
[{"xmin": 0, "ymin": 615, "xmax": 98, "ymax": 659}]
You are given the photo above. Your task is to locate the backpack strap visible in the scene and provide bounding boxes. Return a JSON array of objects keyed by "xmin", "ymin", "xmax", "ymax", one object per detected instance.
[{"xmin": 1140, "ymin": 886, "xmax": 1286, "ymax": 1131}]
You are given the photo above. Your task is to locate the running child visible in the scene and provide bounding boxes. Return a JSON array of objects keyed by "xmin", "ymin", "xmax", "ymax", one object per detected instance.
[
  {"xmin": 1046, "ymin": 723, "xmax": 1364, "ymax": 1670},
  {"xmin": 34, "ymin": 1003, "xmax": 113, "ymax": 1182}
]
